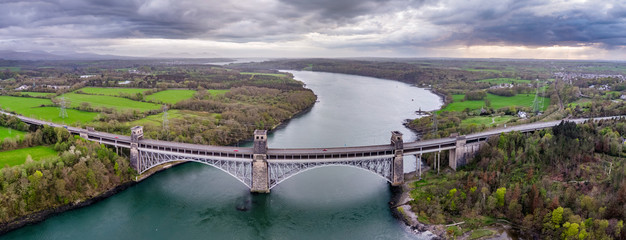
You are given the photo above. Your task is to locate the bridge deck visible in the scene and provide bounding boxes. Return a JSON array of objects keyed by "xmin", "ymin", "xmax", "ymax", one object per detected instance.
[{"xmin": 1, "ymin": 110, "xmax": 622, "ymax": 158}]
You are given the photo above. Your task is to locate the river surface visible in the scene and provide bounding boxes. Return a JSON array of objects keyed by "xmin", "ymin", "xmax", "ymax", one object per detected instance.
[{"xmin": 2, "ymin": 71, "xmax": 441, "ymax": 240}]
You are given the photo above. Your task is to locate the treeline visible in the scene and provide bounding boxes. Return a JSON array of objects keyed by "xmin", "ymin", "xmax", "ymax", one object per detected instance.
[
  {"xmin": 231, "ymin": 59, "xmax": 492, "ymax": 90},
  {"xmin": 86, "ymin": 85, "xmax": 316, "ymax": 146},
  {"xmin": 410, "ymin": 120, "xmax": 626, "ymax": 239},
  {"xmin": 0, "ymin": 120, "xmax": 134, "ymax": 224},
  {"xmin": 165, "ymin": 86, "xmax": 316, "ymax": 145}
]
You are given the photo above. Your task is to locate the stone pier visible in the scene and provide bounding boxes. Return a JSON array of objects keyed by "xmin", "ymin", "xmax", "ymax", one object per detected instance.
[
  {"xmin": 251, "ymin": 130, "xmax": 270, "ymax": 193},
  {"xmin": 130, "ymin": 126, "xmax": 143, "ymax": 172},
  {"xmin": 448, "ymin": 135, "xmax": 482, "ymax": 170},
  {"xmin": 391, "ymin": 131, "xmax": 404, "ymax": 186}
]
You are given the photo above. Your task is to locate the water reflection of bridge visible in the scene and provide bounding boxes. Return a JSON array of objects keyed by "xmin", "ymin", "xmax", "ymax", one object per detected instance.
[{"xmin": 3, "ymin": 111, "xmax": 618, "ymax": 193}]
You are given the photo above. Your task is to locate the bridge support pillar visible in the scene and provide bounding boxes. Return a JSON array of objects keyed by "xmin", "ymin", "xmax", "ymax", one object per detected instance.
[
  {"xmin": 391, "ymin": 131, "xmax": 404, "ymax": 186},
  {"xmin": 449, "ymin": 136, "xmax": 466, "ymax": 171},
  {"xmin": 251, "ymin": 130, "xmax": 270, "ymax": 193},
  {"xmin": 251, "ymin": 154, "xmax": 270, "ymax": 193},
  {"xmin": 130, "ymin": 126, "xmax": 144, "ymax": 172}
]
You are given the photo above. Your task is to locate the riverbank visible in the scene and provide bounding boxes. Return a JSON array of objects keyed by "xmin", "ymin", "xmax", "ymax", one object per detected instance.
[
  {"xmin": 0, "ymin": 161, "xmax": 184, "ymax": 235},
  {"xmin": 390, "ymin": 173, "xmax": 446, "ymax": 239}
]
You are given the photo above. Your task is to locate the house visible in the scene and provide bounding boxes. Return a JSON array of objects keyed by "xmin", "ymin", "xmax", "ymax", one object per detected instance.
[
  {"xmin": 14, "ymin": 85, "xmax": 29, "ymax": 91},
  {"xmin": 518, "ymin": 111, "xmax": 528, "ymax": 119}
]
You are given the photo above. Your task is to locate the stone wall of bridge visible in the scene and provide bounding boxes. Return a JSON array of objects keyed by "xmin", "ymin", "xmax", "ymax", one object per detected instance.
[{"xmin": 449, "ymin": 136, "xmax": 483, "ymax": 170}]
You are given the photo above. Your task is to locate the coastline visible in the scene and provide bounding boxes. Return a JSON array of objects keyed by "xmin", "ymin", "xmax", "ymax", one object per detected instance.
[
  {"xmin": 389, "ymin": 174, "xmax": 446, "ymax": 240},
  {"xmin": 0, "ymin": 161, "xmax": 185, "ymax": 236}
]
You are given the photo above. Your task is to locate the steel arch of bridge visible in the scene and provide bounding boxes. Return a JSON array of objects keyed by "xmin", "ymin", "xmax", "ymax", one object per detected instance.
[
  {"xmin": 138, "ymin": 148, "xmax": 394, "ymax": 190},
  {"xmin": 267, "ymin": 156, "xmax": 394, "ymax": 189},
  {"xmin": 138, "ymin": 149, "xmax": 253, "ymax": 188}
]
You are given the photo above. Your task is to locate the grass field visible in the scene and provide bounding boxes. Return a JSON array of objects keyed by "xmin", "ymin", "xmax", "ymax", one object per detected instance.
[
  {"xmin": 240, "ymin": 72, "xmax": 287, "ymax": 77},
  {"xmin": 20, "ymin": 92, "xmax": 55, "ymax": 97},
  {"xmin": 469, "ymin": 229, "xmax": 495, "ymax": 239},
  {"xmin": 59, "ymin": 93, "xmax": 161, "ymax": 112},
  {"xmin": 0, "ymin": 146, "xmax": 58, "ymax": 168},
  {"xmin": 77, "ymin": 87, "xmax": 150, "ymax": 96},
  {"xmin": 146, "ymin": 90, "xmax": 196, "ymax": 104},
  {"xmin": 0, "ymin": 126, "xmax": 25, "ymax": 140},
  {"xmin": 0, "ymin": 67, "xmax": 20, "ymax": 71},
  {"xmin": 208, "ymin": 89, "xmax": 230, "ymax": 95},
  {"xmin": 441, "ymin": 94, "xmax": 550, "ymax": 112},
  {"xmin": 130, "ymin": 110, "xmax": 220, "ymax": 127},
  {"xmin": 477, "ymin": 78, "xmax": 532, "ymax": 84},
  {"xmin": 0, "ymin": 96, "xmax": 98, "ymax": 124},
  {"xmin": 461, "ymin": 116, "xmax": 515, "ymax": 127},
  {"xmin": 131, "ymin": 110, "xmax": 184, "ymax": 126},
  {"xmin": 463, "ymin": 68, "xmax": 503, "ymax": 73}
]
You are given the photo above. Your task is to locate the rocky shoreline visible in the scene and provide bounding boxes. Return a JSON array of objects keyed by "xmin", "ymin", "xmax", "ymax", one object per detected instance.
[{"xmin": 389, "ymin": 175, "xmax": 446, "ymax": 239}]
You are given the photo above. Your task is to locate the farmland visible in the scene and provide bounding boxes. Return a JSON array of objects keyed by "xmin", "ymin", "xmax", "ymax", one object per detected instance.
[
  {"xmin": 441, "ymin": 94, "xmax": 550, "ymax": 112},
  {"xmin": 0, "ymin": 96, "xmax": 98, "ymax": 124},
  {"xmin": 0, "ymin": 146, "xmax": 58, "ymax": 168},
  {"xmin": 59, "ymin": 92, "xmax": 161, "ymax": 112},
  {"xmin": 0, "ymin": 126, "xmax": 25, "ymax": 140},
  {"xmin": 476, "ymin": 78, "xmax": 532, "ymax": 84},
  {"xmin": 77, "ymin": 87, "xmax": 151, "ymax": 96},
  {"xmin": 19, "ymin": 92, "xmax": 55, "ymax": 98},
  {"xmin": 208, "ymin": 89, "xmax": 230, "ymax": 95},
  {"xmin": 145, "ymin": 90, "xmax": 196, "ymax": 104},
  {"xmin": 460, "ymin": 115, "xmax": 515, "ymax": 127}
]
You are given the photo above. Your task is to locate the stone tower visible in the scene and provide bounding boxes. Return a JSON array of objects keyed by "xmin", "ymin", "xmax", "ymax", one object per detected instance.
[{"xmin": 251, "ymin": 130, "xmax": 270, "ymax": 193}]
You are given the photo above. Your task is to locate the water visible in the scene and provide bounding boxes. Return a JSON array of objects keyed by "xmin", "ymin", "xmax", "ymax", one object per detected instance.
[{"xmin": 2, "ymin": 71, "xmax": 441, "ymax": 240}]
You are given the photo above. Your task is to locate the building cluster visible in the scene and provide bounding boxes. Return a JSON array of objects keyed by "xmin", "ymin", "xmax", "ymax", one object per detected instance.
[{"xmin": 554, "ymin": 72, "xmax": 625, "ymax": 82}]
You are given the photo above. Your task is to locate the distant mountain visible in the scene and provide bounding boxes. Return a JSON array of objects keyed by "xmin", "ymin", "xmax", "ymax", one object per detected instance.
[{"xmin": 0, "ymin": 50, "xmax": 139, "ymax": 60}]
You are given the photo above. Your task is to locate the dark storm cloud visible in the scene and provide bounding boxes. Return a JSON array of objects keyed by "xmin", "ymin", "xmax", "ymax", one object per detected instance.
[
  {"xmin": 1, "ymin": 0, "xmax": 626, "ymax": 54},
  {"xmin": 424, "ymin": 0, "xmax": 626, "ymax": 48},
  {"xmin": 278, "ymin": 0, "xmax": 390, "ymax": 20}
]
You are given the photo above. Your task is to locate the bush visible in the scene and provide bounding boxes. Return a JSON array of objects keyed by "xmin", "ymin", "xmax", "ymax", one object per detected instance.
[{"xmin": 465, "ymin": 90, "xmax": 486, "ymax": 100}]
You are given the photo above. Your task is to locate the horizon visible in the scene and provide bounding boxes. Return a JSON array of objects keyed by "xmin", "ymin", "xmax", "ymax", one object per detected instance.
[{"xmin": 2, "ymin": 0, "xmax": 626, "ymax": 60}]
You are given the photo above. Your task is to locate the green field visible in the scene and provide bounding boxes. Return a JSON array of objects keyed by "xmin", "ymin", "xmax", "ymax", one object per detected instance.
[
  {"xmin": 131, "ymin": 110, "xmax": 184, "ymax": 126},
  {"xmin": 77, "ymin": 87, "xmax": 150, "ymax": 96},
  {"xmin": 130, "ymin": 110, "xmax": 221, "ymax": 127},
  {"xmin": 208, "ymin": 89, "xmax": 230, "ymax": 95},
  {"xmin": 59, "ymin": 93, "xmax": 161, "ymax": 112},
  {"xmin": 461, "ymin": 116, "xmax": 515, "ymax": 127},
  {"xmin": 146, "ymin": 90, "xmax": 196, "ymax": 104},
  {"xmin": 0, "ymin": 126, "xmax": 25, "ymax": 140},
  {"xmin": 463, "ymin": 68, "xmax": 503, "ymax": 73},
  {"xmin": 477, "ymin": 78, "xmax": 532, "ymax": 84},
  {"xmin": 20, "ymin": 92, "xmax": 55, "ymax": 97},
  {"xmin": 0, "ymin": 67, "xmax": 20, "ymax": 71},
  {"xmin": 0, "ymin": 96, "xmax": 98, "ymax": 124},
  {"xmin": 240, "ymin": 72, "xmax": 287, "ymax": 77},
  {"xmin": 0, "ymin": 146, "xmax": 58, "ymax": 168},
  {"xmin": 442, "ymin": 94, "xmax": 550, "ymax": 112}
]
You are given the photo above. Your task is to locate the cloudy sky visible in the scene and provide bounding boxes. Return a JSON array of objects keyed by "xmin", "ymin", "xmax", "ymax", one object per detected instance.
[{"xmin": 1, "ymin": 0, "xmax": 626, "ymax": 59}]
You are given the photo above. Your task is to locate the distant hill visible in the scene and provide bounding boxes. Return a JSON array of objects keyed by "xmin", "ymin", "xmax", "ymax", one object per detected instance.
[{"xmin": 0, "ymin": 50, "xmax": 138, "ymax": 60}]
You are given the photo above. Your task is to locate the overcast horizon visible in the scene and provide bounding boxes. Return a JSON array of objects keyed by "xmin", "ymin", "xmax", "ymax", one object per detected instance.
[{"xmin": 2, "ymin": 0, "xmax": 626, "ymax": 60}]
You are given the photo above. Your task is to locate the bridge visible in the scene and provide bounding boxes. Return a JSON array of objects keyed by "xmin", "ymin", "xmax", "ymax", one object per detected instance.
[{"xmin": 1, "ymin": 110, "xmax": 620, "ymax": 193}]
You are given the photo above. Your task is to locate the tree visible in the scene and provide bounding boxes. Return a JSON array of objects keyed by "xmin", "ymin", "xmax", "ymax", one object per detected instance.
[
  {"xmin": 495, "ymin": 187, "xmax": 506, "ymax": 207},
  {"xmin": 552, "ymin": 207, "xmax": 564, "ymax": 228}
]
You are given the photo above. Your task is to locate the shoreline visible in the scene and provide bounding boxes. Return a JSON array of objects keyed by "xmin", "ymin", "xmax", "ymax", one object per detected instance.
[
  {"xmin": 389, "ymin": 174, "xmax": 446, "ymax": 239},
  {"xmin": 0, "ymin": 161, "xmax": 184, "ymax": 236}
]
